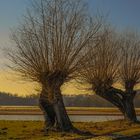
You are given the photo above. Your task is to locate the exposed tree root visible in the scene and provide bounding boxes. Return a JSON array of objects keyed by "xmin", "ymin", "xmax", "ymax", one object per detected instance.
[
  {"xmin": 43, "ymin": 126, "xmax": 95, "ymax": 136},
  {"xmin": 68, "ymin": 127, "xmax": 95, "ymax": 136}
]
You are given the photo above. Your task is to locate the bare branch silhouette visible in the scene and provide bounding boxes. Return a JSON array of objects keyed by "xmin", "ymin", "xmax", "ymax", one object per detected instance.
[
  {"xmin": 7, "ymin": 0, "xmax": 102, "ymax": 133},
  {"xmin": 119, "ymin": 32, "xmax": 140, "ymax": 91},
  {"xmin": 78, "ymin": 28, "xmax": 120, "ymax": 90},
  {"xmin": 78, "ymin": 29, "xmax": 140, "ymax": 122}
]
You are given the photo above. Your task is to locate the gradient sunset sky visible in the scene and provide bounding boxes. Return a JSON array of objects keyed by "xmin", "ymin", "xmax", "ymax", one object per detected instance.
[{"xmin": 0, "ymin": 0, "xmax": 140, "ymax": 96}]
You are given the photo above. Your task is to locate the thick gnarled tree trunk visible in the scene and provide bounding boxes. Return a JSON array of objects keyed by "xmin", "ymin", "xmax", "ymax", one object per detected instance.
[
  {"xmin": 122, "ymin": 95, "xmax": 137, "ymax": 122},
  {"xmin": 52, "ymin": 87, "xmax": 93, "ymax": 135},
  {"xmin": 96, "ymin": 87, "xmax": 137, "ymax": 123},
  {"xmin": 39, "ymin": 89, "xmax": 57, "ymax": 131},
  {"xmin": 39, "ymin": 84, "xmax": 93, "ymax": 135},
  {"xmin": 53, "ymin": 88, "xmax": 74, "ymax": 132}
]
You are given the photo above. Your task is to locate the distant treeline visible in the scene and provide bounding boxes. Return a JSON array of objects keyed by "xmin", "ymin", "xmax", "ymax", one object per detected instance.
[
  {"xmin": 0, "ymin": 91, "xmax": 140, "ymax": 107},
  {"xmin": 0, "ymin": 92, "xmax": 38, "ymax": 106}
]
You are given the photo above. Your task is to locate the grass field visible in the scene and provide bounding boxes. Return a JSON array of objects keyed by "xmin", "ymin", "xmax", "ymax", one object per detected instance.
[{"xmin": 0, "ymin": 120, "xmax": 140, "ymax": 140}]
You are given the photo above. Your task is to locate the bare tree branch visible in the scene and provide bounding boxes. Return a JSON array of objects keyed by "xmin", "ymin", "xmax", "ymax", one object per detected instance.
[{"xmin": 119, "ymin": 32, "xmax": 140, "ymax": 91}]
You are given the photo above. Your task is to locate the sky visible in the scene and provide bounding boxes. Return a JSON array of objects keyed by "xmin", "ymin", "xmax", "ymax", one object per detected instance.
[{"xmin": 0, "ymin": 0, "xmax": 140, "ymax": 96}]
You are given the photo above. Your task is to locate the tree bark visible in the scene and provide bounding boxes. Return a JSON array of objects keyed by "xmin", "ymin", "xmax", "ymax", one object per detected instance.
[
  {"xmin": 122, "ymin": 93, "xmax": 137, "ymax": 122},
  {"xmin": 51, "ymin": 87, "xmax": 93, "ymax": 135},
  {"xmin": 53, "ymin": 102, "xmax": 74, "ymax": 132},
  {"xmin": 53, "ymin": 89, "xmax": 74, "ymax": 132},
  {"xmin": 96, "ymin": 87, "xmax": 137, "ymax": 123},
  {"xmin": 39, "ymin": 89, "xmax": 57, "ymax": 131},
  {"xmin": 123, "ymin": 84, "xmax": 137, "ymax": 122}
]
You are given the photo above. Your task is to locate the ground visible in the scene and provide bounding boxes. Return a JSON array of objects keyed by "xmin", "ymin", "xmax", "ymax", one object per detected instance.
[{"xmin": 0, "ymin": 120, "xmax": 140, "ymax": 140}]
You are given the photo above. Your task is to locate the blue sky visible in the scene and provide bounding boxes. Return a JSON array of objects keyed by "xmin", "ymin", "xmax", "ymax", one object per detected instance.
[
  {"xmin": 0, "ymin": 0, "xmax": 29, "ymax": 52},
  {"xmin": 0, "ymin": 0, "xmax": 140, "ymax": 32},
  {"xmin": 0, "ymin": 0, "xmax": 29, "ymax": 31},
  {"xmin": 1, "ymin": 0, "xmax": 140, "ymax": 66},
  {"xmin": 89, "ymin": 0, "xmax": 140, "ymax": 30}
]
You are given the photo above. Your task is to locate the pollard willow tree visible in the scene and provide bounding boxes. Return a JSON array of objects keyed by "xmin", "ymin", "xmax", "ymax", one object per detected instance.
[
  {"xmin": 119, "ymin": 32, "xmax": 140, "ymax": 122},
  {"xmin": 7, "ymin": 0, "xmax": 101, "ymax": 133},
  {"xmin": 78, "ymin": 29, "xmax": 140, "ymax": 122}
]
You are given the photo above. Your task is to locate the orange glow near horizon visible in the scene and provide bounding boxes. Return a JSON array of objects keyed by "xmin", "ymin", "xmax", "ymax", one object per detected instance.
[
  {"xmin": 0, "ymin": 70, "xmax": 89, "ymax": 96},
  {"xmin": 0, "ymin": 70, "xmax": 139, "ymax": 96}
]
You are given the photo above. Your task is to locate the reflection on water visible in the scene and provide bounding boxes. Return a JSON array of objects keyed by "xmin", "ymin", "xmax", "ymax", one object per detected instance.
[{"xmin": 0, "ymin": 115, "xmax": 129, "ymax": 122}]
